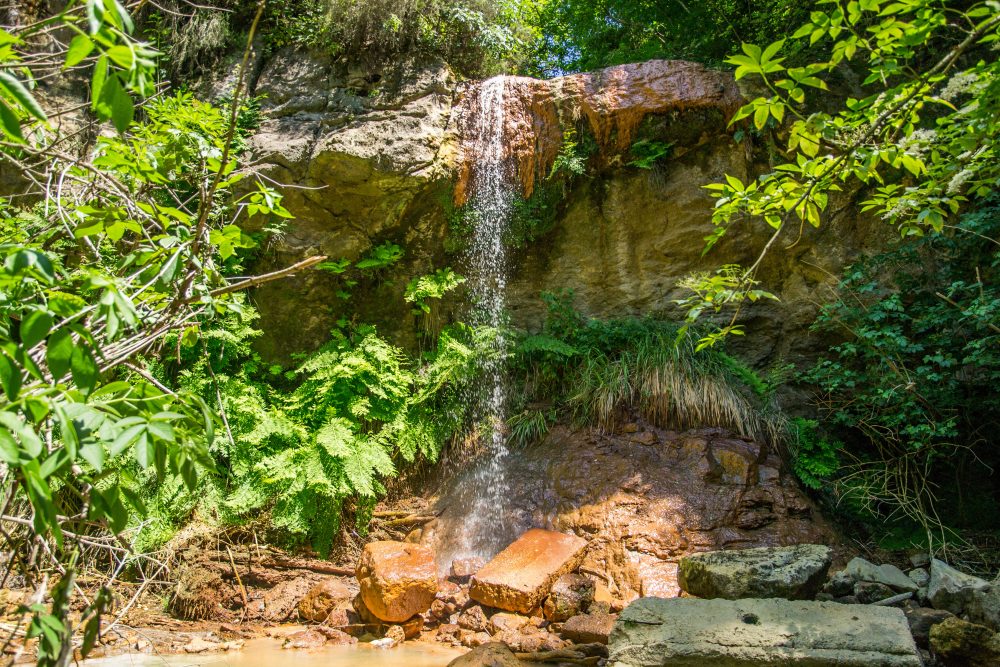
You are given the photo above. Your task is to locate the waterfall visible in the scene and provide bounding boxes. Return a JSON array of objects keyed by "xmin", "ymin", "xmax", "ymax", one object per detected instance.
[{"xmin": 456, "ymin": 76, "xmax": 517, "ymax": 561}]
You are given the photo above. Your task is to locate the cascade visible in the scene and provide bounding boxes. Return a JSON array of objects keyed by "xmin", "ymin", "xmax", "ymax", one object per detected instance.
[{"xmin": 454, "ymin": 76, "xmax": 517, "ymax": 560}]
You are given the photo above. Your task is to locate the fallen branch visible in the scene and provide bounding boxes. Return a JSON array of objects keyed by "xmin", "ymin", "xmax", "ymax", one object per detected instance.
[
  {"xmin": 872, "ymin": 591, "xmax": 913, "ymax": 606},
  {"xmin": 200, "ymin": 255, "xmax": 328, "ymax": 301}
]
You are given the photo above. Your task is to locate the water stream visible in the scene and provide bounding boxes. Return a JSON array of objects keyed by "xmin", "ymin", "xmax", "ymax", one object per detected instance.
[{"xmin": 454, "ymin": 76, "xmax": 517, "ymax": 561}]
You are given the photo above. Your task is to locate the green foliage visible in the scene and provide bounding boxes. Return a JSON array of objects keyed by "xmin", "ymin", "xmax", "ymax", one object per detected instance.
[
  {"xmin": 356, "ymin": 241, "xmax": 404, "ymax": 276},
  {"xmin": 803, "ymin": 198, "xmax": 1000, "ymax": 537},
  {"xmin": 787, "ymin": 418, "xmax": 842, "ymax": 490},
  {"xmin": 511, "ymin": 291, "xmax": 786, "ymax": 442},
  {"xmin": 405, "ymin": 268, "xmax": 466, "ymax": 314},
  {"xmin": 549, "ymin": 129, "xmax": 588, "ymax": 178},
  {"xmin": 681, "ymin": 0, "xmax": 1000, "ymax": 348},
  {"xmin": 525, "ymin": 0, "xmax": 809, "ymax": 75},
  {"xmin": 628, "ymin": 139, "xmax": 672, "ymax": 170}
]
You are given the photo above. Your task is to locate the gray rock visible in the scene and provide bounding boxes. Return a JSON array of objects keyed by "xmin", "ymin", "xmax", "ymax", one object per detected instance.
[
  {"xmin": 823, "ymin": 570, "xmax": 855, "ymax": 597},
  {"xmin": 967, "ymin": 585, "xmax": 1000, "ymax": 632},
  {"xmin": 855, "ymin": 581, "xmax": 896, "ymax": 604},
  {"xmin": 678, "ymin": 544, "xmax": 832, "ymax": 600},
  {"xmin": 928, "ymin": 559, "xmax": 990, "ymax": 614},
  {"xmin": 907, "ymin": 568, "xmax": 929, "ymax": 588},
  {"xmin": 843, "ymin": 557, "xmax": 919, "ymax": 593},
  {"xmin": 903, "ymin": 605, "xmax": 954, "ymax": 649},
  {"xmin": 909, "ymin": 553, "xmax": 931, "ymax": 569},
  {"xmin": 608, "ymin": 597, "xmax": 921, "ymax": 666}
]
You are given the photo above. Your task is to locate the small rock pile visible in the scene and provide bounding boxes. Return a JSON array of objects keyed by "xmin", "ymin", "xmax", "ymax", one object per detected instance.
[{"xmin": 287, "ymin": 529, "xmax": 619, "ymax": 659}]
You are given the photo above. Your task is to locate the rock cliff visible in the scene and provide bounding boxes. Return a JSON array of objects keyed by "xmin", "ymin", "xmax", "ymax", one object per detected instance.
[{"xmin": 244, "ymin": 49, "xmax": 887, "ymax": 372}]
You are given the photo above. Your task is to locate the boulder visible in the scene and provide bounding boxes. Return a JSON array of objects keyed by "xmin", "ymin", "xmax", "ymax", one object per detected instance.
[
  {"xmin": 562, "ymin": 613, "xmax": 617, "ymax": 645},
  {"xmin": 823, "ymin": 570, "xmax": 855, "ymax": 597},
  {"xmin": 903, "ymin": 605, "xmax": 954, "ymax": 649},
  {"xmin": 927, "ymin": 559, "xmax": 990, "ymax": 615},
  {"xmin": 458, "ymin": 606, "xmax": 491, "ymax": 633},
  {"xmin": 967, "ymin": 585, "xmax": 1000, "ymax": 632},
  {"xmin": 297, "ymin": 578, "xmax": 352, "ymax": 622},
  {"xmin": 281, "ymin": 629, "xmax": 327, "ymax": 650},
  {"xmin": 447, "ymin": 642, "xmax": 526, "ymax": 667},
  {"xmin": 677, "ymin": 544, "xmax": 832, "ymax": 600},
  {"xmin": 356, "ymin": 541, "xmax": 437, "ymax": 622},
  {"xmin": 315, "ymin": 626, "xmax": 357, "ymax": 645},
  {"xmin": 470, "ymin": 529, "xmax": 588, "ymax": 613},
  {"xmin": 929, "ymin": 617, "xmax": 1000, "ymax": 666},
  {"xmin": 608, "ymin": 597, "xmax": 921, "ymax": 666},
  {"xmin": 262, "ymin": 577, "xmax": 314, "ymax": 622},
  {"xmin": 543, "ymin": 574, "xmax": 595, "ymax": 622},
  {"xmin": 843, "ymin": 557, "xmax": 919, "ymax": 593}
]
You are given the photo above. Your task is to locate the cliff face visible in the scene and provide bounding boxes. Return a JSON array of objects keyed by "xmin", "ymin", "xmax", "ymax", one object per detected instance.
[{"xmin": 244, "ymin": 50, "xmax": 885, "ymax": 371}]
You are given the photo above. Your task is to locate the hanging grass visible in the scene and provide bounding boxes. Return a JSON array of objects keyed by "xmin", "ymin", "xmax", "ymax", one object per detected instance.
[{"xmin": 511, "ymin": 291, "xmax": 787, "ymax": 445}]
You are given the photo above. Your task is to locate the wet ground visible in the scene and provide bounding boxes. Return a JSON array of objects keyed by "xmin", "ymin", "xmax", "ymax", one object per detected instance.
[{"xmin": 85, "ymin": 637, "xmax": 463, "ymax": 667}]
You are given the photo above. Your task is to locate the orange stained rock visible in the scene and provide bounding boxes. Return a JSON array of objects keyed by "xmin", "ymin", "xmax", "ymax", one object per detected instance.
[
  {"xmin": 469, "ymin": 528, "xmax": 588, "ymax": 614},
  {"xmin": 356, "ymin": 540, "xmax": 437, "ymax": 623},
  {"xmin": 454, "ymin": 60, "xmax": 743, "ymax": 205}
]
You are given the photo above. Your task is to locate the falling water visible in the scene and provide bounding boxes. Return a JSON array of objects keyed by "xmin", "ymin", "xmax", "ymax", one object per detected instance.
[{"xmin": 456, "ymin": 76, "xmax": 517, "ymax": 560}]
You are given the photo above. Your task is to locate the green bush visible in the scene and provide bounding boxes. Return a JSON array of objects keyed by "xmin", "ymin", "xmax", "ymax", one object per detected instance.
[{"xmin": 805, "ymin": 197, "xmax": 1000, "ymax": 540}]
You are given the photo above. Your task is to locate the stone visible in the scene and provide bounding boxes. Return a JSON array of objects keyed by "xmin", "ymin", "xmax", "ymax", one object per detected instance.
[
  {"xmin": 561, "ymin": 613, "xmax": 616, "ymax": 645},
  {"xmin": 823, "ymin": 570, "xmax": 855, "ymax": 597},
  {"xmin": 855, "ymin": 581, "xmax": 896, "ymax": 604},
  {"xmin": 385, "ymin": 625, "xmax": 407, "ymax": 645},
  {"xmin": 182, "ymin": 637, "xmax": 225, "ymax": 653},
  {"xmin": 677, "ymin": 544, "xmax": 833, "ymax": 600},
  {"xmin": 451, "ymin": 557, "xmax": 487, "ymax": 582},
  {"xmin": 461, "ymin": 630, "xmax": 494, "ymax": 648},
  {"xmin": 543, "ymin": 573, "xmax": 595, "ymax": 622},
  {"xmin": 491, "ymin": 612, "xmax": 531, "ymax": 634},
  {"xmin": 908, "ymin": 568, "xmax": 930, "ymax": 588},
  {"xmin": 910, "ymin": 553, "xmax": 931, "ymax": 569},
  {"xmin": 609, "ymin": 597, "xmax": 921, "ymax": 666},
  {"xmin": 928, "ymin": 559, "xmax": 990, "ymax": 615},
  {"xmin": 843, "ymin": 557, "xmax": 919, "ymax": 593},
  {"xmin": 438, "ymin": 623, "xmax": 460, "ymax": 640},
  {"xmin": 495, "ymin": 628, "xmax": 547, "ymax": 653},
  {"xmin": 281, "ymin": 629, "xmax": 327, "ymax": 650},
  {"xmin": 297, "ymin": 578, "xmax": 352, "ymax": 622},
  {"xmin": 967, "ymin": 585, "xmax": 1000, "ymax": 631},
  {"xmin": 470, "ymin": 529, "xmax": 588, "ymax": 613},
  {"xmin": 356, "ymin": 541, "xmax": 437, "ymax": 622},
  {"xmin": 929, "ymin": 617, "xmax": 1000, "ymax": 666},
  {"xmin": 315, "ymin": 626, "xmax": 357, "ymax": 645},
  {"xmin": 458, "ymin": 605, "xmax": 491, "ymax": 633},
  {"xmin": 398, "ymin": 615, "xmax": 424, "ymax": 640},
  {"xmin": 447, "ymin": 642, "xmax": 525, "ymax": 667},
  {"xmin": 432, "ymin": 598, "xmax": 457, "ymax": 620},
  {"xmin": 903, "ymin": 606, "xmax": 954, "ymax": 649}
]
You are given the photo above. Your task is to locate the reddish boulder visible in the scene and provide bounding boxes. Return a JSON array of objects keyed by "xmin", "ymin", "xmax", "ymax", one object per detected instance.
[
  {"xmin": 470, "ymin": 529, "xmax": 588, "ymax": 613},
  {"xmin": 282, "ymin": 629, "xmax": 327, "ymax": 650},
  {"xmin": 356, "ymin": 541, "xmax": 437, "ymax": 622},
  {"xmin": 561, "ymin": 613, "xmax": 616, "ymax": 645},
  {"xmin": 298, "ymin": 578, "xmax": 352, "ymax": 622}
]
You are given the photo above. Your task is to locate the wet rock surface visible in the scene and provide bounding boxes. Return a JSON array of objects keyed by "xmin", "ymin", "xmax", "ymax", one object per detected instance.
[
  {"xmin": 609, "ymin": 597, "xmax": 922, "ymax": 666},
  {"xmin": 677, "ymin": 544, "xmax": 833, "ymax": 600},
  {"xmin": 470, "ymin": 528, "xmax": 588, "ymax": 613},
  {"xmin": 356, "ymin": 541, "xmax": 438, "ymax": 622},
  {"xmin": 426, "ymin": 424, "xmax": 839, "ymax": 601}
]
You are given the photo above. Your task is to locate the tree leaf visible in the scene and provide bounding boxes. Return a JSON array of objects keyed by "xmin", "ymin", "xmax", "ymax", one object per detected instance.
[
  {"xmin": 0, "ymin": 70, "xmax": 47, "ymax": 121},
  {"xmin": 21, "ymin": 310, "xmax": 53, "ymax": 349},
  {"xmin": 64, "ymin": 34, "xmax": 95, "ymax": 68},
  {"xmin": 46, "ymin": 329, "xmax": 73, "ymax": 381}
]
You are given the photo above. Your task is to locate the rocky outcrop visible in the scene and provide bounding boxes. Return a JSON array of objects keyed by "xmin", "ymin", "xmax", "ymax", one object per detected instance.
[
  {"xmin": 470, "ymin": 529, "xmax": 588, "ymax": 613},
  {"xmin": 424, "ymin": 424, "xmax": 839, "ymax": 602},
  {"xmin": 608, "ymin": 597, "xmax": 922, "ymax": 667},
  {"xmin": 356, "ymin": 541, "xmax": 437, "ymax": 622},
  {"xmin": 243, "ymin": 51, "xmax": 881, "ymax": 372},
  {"xmin": 677, "ymin": 544, "xmax": 832, "ymax": 600}
]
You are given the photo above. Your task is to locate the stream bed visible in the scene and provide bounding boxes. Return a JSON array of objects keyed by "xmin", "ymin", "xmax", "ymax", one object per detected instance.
[{"xmin": 85, "ymin": 638, "xmax": 464, "ymax": 667}]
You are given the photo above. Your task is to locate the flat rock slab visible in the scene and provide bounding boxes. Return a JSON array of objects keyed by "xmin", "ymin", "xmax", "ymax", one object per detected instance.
[
  {"xmin": 470, "ymin": 528, "xmax": 588, "ymax": 613},
  {"xmin": 356, "ymin": 541, "xmax": 437, "ymax": 622},
  {"xmin": 678, "ymin": 544, "xmax": 832, "ymax": 600},
  {"xmin": 609, "ymin": 597, "xmax": 921, "ymax": 667}
]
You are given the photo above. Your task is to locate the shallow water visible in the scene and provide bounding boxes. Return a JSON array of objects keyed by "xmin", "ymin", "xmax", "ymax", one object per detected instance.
[{"xmin": 86, "ymin": 638, "xmax": 463, "ymax": 667}]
